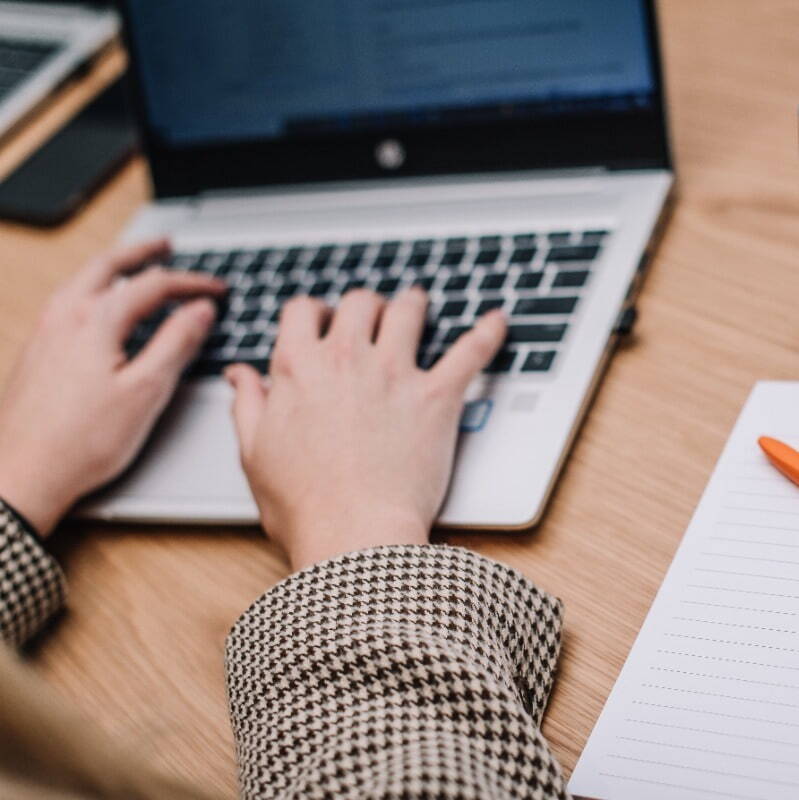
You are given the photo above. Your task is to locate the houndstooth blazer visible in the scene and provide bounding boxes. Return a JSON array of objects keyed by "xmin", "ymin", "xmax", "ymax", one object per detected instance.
[{"xmin": 0, "ymin": 496, "xmax": 570, "ymax": 799}]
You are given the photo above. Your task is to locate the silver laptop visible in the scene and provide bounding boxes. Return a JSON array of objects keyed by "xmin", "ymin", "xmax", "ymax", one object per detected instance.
[
  {"xmin": 0, "ymin": 1, "xmax": 118, "ymax": 138},
  {"xmin": 78, "ymin": 0, "xmax": 674, "ymax": 530}
]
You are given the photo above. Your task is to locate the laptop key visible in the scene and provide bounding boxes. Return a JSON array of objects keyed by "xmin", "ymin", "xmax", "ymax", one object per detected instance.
[
  {"xmin": 513, "ymin": 297, "xmax": 578, "ymax": 315},
  {"xmin": 547, "ymin": 245, "xmax": 600, "ymax": 263},
  {"xmin": 239, "ymin": 333, "xmax": 262, "ymax": 349},
  {"xmin": 245, "ymin": 285, "xmax": 265, "ymax": 300},
  {"xmin": 548, "ymin": 232, "xmax": 572, "ymax": 244},
  {"xmin": 515, "ymin": 272, "xmax": 543, "ymax": 290},
  {"xmin": 507, "ymin": 324, "xmax": 567, "ymax": 343},
  {"xmin": 479, "ymin": 235, "xmax": 501, "ymax": 250},
  {"xmin": 377, "ymin": 277, "xmax": 400, "ymax": 294},
  {"xmin": 276, "ymin": 282, "xmax": 299, "ymax": 298},
  {"xmin": 237, "ymin": 308, "xmax": 259, "ymax": 323},
  {"xmin": 522, "ymin": 351, "xmax": 557, "ymax": 372},
  {"xmin": 475, "ymin": 249, "xmax": 500, "ymax": 266},
  {"xmin": 485, "ymin": 349, "xmax": 516, "ymax": 373},
  {"xmin": 510, "ymin": 247, "xmax": 537, "ymax": 265},
  {"xmin": 440, "ymin": 299, "xmax": 468, "ymax": 317},
  {"xmin": 406, "ymin": 252, "xmax": 430, "ymax": 269},
  {"xmin": 446, "ymin": 237, "xmax": 467, "ymax": 251},
  {"xmin": 553, "ymin": 269, "xmax": 590, "ymax": 288},
  {"xmin": 513, "ymin": 233, "xmax": 537, "ymax": 247},
  {"xmin": 339, "ymin": 256, "xmax": 362, "ymax": 272},
  {"xmin": 413, "ymin": 276, "xmax": 435, "ymax": 292},
  {"xmin": 444, "ymin": 274, "xmax": 469, "ymax": 292},
  {"xmin": 309, "ymin": 280, "xmax": 332, "ymax": 296},
  {"xmin": 440, "ymin": 251, "xmax": 465, "ymax": 267},
  {"xmin": 372, "ymin": 254, "xmax": 395, "ymax": 270},
  {"xmin": 477, "ymin": 298, "xmax": 505, "ymax": 316},
  {"xmin": 480, "ymin": 273, "xmax": 506, "ymax": 291}
]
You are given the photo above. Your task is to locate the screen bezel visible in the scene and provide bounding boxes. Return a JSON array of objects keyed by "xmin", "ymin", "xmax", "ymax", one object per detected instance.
[{"xmin": 119, "ymin": 0, "xmax": 672, "ymax": 199}]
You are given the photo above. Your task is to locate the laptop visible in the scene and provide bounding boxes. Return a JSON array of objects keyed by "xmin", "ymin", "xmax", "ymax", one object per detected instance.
[
  {"xmin": 0, "ymin": 1, "xmax": 118, "ymax": 138},
  {"xmin": 78, "ymin": 0, "xmax": 674, "ymax": 529}
]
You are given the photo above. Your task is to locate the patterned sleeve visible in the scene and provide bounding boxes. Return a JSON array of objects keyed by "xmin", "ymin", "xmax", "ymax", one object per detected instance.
[
  {"xmin": 0, "ymin": 498, "xmax": 67, "ymax": 647},
  {"xmin": 225, "ymin": 544, "xmax": 569, "ymax": 800}
]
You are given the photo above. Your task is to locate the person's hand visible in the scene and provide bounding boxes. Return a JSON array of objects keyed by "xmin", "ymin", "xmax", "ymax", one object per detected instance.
[
  {"xmin": 225, "ymin": 288, "xmax": 506, "ymax": 572},
  {"xmin": 0, "ymin": 239, "xmax": 226, "ymax": 536}
]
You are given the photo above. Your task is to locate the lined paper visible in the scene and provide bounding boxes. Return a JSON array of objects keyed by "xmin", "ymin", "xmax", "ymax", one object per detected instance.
[{"xmin": 569, "ymin": 382, "xmax": 799, "ymax": 800}]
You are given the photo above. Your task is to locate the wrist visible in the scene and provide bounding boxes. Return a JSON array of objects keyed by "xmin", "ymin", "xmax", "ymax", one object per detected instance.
[
  {"xmin": 275, "ymin": 510, "xmax": 430, "ymax": 573},
  {"xmin": 0, "ymin": 458, "xmax": 73, "ymax": 537}
]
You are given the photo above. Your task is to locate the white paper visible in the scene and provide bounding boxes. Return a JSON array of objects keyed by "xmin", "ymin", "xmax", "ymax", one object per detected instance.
[{"xmin": 569, "ymin": 382, "xmax": 799, "ymax": 800}]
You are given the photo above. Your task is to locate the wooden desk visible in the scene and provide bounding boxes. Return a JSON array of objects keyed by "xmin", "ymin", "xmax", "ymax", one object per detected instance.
[{"xmin": 2, "ymin": 2, "xmax": 799, "ymax": 794}]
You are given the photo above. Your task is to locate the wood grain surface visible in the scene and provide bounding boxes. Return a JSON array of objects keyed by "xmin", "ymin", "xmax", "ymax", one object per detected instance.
[{"xmin": 2, "ymin": 2, "xmax": 799, "ymax": 794}]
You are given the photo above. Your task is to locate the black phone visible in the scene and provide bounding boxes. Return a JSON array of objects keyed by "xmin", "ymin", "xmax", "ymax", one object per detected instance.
[{"xmin": 0, "ymin": 77, "xmax": 137, "ymax": 226}]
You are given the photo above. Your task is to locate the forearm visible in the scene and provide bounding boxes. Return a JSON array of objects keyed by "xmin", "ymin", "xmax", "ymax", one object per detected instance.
[
  {"xmin": 0, "ymin": 497, "xmax": 67, "ymax": 646},
  {"xmin": 225, "ymin": 544, "xmax": 569, "ymax": 800}
]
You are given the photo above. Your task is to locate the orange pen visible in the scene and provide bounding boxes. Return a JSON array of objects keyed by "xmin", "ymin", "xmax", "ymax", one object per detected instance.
[{"xmin": 758, "ymin": 436, "xmax": 799, "ymax": 487}]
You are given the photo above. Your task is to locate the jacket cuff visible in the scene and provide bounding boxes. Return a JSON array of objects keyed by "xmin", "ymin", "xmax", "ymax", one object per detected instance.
[
  {"xmin": 227, "ymin": 543, "xmax": 563, "ymax": 726},
  {"xmin": 0, "ymin": 497, "xmax": 67, "ymax": 646}
]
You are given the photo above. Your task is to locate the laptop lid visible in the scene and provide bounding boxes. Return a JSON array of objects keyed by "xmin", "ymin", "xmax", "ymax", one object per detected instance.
[{"xmin": 119, "ymin": 0, "xmax": 671, "ymax": 199}]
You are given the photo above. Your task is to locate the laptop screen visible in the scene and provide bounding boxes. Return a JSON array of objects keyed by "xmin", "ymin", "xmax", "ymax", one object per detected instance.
[{"xmin": 124, "ymin": 0, "xmax": 655, "ymax": 149}]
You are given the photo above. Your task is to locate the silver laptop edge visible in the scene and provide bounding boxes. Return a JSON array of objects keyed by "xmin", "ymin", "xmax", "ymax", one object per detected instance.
[{"xmin": 0, "ymin": 2, "xmax": 118, "ymax": 139}]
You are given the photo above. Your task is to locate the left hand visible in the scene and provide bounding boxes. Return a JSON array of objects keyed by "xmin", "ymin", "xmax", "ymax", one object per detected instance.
[{"xmin": 0, "ymin": 239, "xmax": 226, "ymax": 535}]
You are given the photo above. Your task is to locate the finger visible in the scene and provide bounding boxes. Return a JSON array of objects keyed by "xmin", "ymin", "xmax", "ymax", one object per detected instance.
[
  {"xmin": 109, "ymin": 267, "xmax": 226, "ymax": 341},
  {"xmin": 124, "ymin": 298, "xmax": 216, "ymax": 392},
  {"xmin": 376, "ymin": 286, "xmax": 428, "ymax": 363},
  {"xmin": 431, "ymin": 310, "xmax": 507, "ymax": 394},
  {"xmin": 224, "ymin": 363, "xmax": 268, "ymax": 455},
  {"xmin": 70, "ymin": 238, "xmax": 172, "ymax": 294},
  {"xmin": 272, "ymin": 296, "xmax": 329, "ymax": 361},
  {"xmin": 326, "ymin": 289, "xmax": 386, "ymax": 345}
]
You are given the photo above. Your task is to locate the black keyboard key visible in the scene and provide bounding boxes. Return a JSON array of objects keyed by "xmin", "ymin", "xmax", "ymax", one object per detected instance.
[
  {"xmin": 308, "ymin": 253, "xmax": 331, "ymax": 272},
  {"xmin": 339, "ymin": 256, "xmax": 362, "ymax": 272},
  {"xmin": 237, "ymin": 308, "xmax": 260, "ymax": 323},
  {"xmin": 510, "ymin": 247, "xmax": 537, "ymax": 265},
  {"xmin": 507, "ymin": 324, "xmax": 567, "ymax": 343},
  {"xmin": 444, "ymin": 274, "xmax": 469, "ymax": 292},
  {"xmin": 276, "ymin": 282, "xmax": 299, "ymax": 298},
  {"xmin": 477, "ymin": 298, "xmax": 504, "ymax": 316},
  {"xmin": 440, "ymin": 251, "xmax": 465, "ymax": 267},
  {"xmin": 547, "ymin": 245, "xmax": 600, "ymax": 263},
  {"xmin": 406, "ymin": 252, "xmax": 430, "ymax": 269},
  {"xmin": 548, "ymin": 232, "xmax": 572, "ymax": 244},
  {"xmin": 344, "ymin": 279, "xmax": 366, "ymax": 292},
  {"xmin": 443, "ymin": 326, "xmax": 469, "ymax": 344},
  {"xmin": 190, "ymin": 358, "xmax": 228, "ymax": 377},
  {"xmin": 522, "ymin": 351, "xmax": 556, "ymax": 372},
  {"xmin": 206, "ymin": 333, "xmax": 229, "ymax": 351},
  {"xmin": 412, "ymin": 239, "xmax": 434, "ymax": 253},
  {"xmin": 553, "ymin": 269, "xmax": 590, "ymax": 288},
  {"xmin": 413, "ymin": 276, "xmax": 435, "ymax": 291},
  {"xmin": 582, "ymin": 229, "xmax": 609, "ymax": 242},
  {"xmin": 446, "ymin": 237, "xmax": 467, "ymax": 251},
  {"xmin": 309, "ymin": 281, "xmax": 332, "ymax": 297},
  {"xmin": 245, "ymin": 285, "xmax": 265, "ymax": 300},
  {"xmin": 485, "ymin": 349, "xmax": 516, "ymax": 373},
  {"xmin": 513, "ymin": 297, "xmax": 578, "ymax": 316},
  {"xmin": 239, "ymin": 333, "xmax": 262, "ymax": 349},
  {"xmin": 475, "ymin": 249, "xmax": 500, "ymax": 266},
  {"xmin": 516, "ymin": 272, "xmax": 543, "ymax": 290},
  {"xmin": 347, "ymin": 243, "xmax": 368, "ymax": 259},
  {"xmin": 276, "ymin": 252, "xmax": 299, "ymax": 274},
  {"xmin": 479, "ymin": 235, "xmax": 501, "ymax": 250},
  {"xmin": 440, "ymin": 299, "xmax": 467, "ymax": 317},
  {"xmin": 372, "ymin": 254, "xmax": 395, "ymax": 270},
  {"xmin": 513, "ymin": 233, "xmax": 537, "ymax": 247},
  {"xmin": 378, "ymin": 241, "xmax": 400, "ymax": 258},
  {"xmin": 377, "ymin": 277, "xmax": 400, "ymax": 294},
  {"xmin": 480, "ymin": 273, "xmax": 506, "ymax": 291}
]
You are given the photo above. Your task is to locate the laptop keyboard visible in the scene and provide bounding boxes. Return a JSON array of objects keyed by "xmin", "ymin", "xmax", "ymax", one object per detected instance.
[
  {"xmin": 128, "ymin": 229, "xmax": 610, "ymax": 378},
  {"xmin": 0, "ymin": 38, "xmax": 62, "ymax": 103}
]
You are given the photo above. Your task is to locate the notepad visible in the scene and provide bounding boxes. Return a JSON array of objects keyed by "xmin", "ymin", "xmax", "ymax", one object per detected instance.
[{"xmin": 569, "ymin": 382, "xmax": 799, "ymax": 800}]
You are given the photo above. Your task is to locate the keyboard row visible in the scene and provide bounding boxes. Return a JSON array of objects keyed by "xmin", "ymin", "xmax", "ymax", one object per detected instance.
[{"xmin": 129, "ymin": 229, "xmax": 611, "ymax": 377}]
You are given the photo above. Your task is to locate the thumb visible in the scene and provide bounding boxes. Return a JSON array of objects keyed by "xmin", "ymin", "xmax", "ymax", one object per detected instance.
[{"xmin": 225, "ymin": 363, "xmax": 268, "ymax": 455}]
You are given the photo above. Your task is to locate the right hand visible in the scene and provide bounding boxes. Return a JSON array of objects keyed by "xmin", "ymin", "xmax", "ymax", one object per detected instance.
[{"xmin": 225, "ymin": 288, "xmax": 506, "ymax": 572}]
